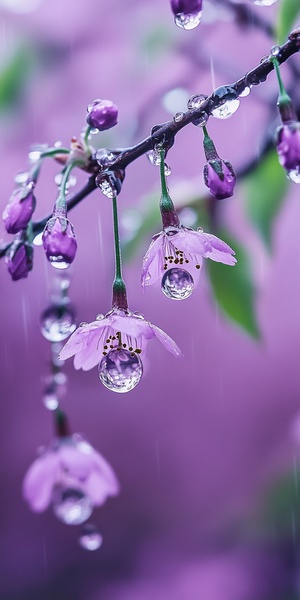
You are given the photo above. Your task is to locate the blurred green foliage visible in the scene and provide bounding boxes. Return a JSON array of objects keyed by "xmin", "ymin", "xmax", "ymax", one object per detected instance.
[
  {"xmin": 0, "ymin": 45, "xmax": 32, "ymax": 111},
  {"xmin": 277, "ymin": 0, "xmax": 300, "ymax": 44}
]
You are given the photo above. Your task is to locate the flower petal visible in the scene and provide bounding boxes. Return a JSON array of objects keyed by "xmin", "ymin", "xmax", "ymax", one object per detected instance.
[
  {"xmin": 22, "ymin": 452, "xmax": 59, "ymax": 512},
  {"xmin": 58, "ymin": 444, "xmax": 95, "ymax": 480},
  {"xmin": 149, "ymin": 323, "xmax": 182, "ymax": 357},
  {"xmin": 141, "ymin": 233, "xmax": 165, "ymax": 288},
  {"xmin": 200, "ymin": 232, "xmax": 236, "ymax": 265},
  {"xmin": 83, "ymin": 470, "xmax": 118, "ymax": 505}
]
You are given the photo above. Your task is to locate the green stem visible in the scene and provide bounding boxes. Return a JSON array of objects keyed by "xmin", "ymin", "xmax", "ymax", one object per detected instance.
[
  {"xmin": 55, "ymin": 162, "xmax": 77, "ymax": 212},
  {"xmin": 159, "ymin": 148, "xmax": 180, "ymax": 229},
  {"xmin": 271, "ymin": 56, "xmax": 291, "ymax": 104},
  {"xmin": 83, "ymin": 125, "xmax": 92, "ymax": 151},
  {"xmin": 112, "ymin": 195, "xmax": 128, "ymax": 310},
  {"xmin": 41, "ymin": 148, "xmax": 70, "ymax": 158},
  {"xmin": 55, "ymin": 408, "xmax": 70, "ymax": 438}
]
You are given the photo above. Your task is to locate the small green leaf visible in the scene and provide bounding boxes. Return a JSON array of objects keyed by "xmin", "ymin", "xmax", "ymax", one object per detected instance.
[
  {"xmin": 122, "ymin": 192, "xmax": 161, "ymax": 262},
  {"xmin": 244, "ymin": 150, "xmax": 288, "ymax": 250},
  {"xmin": 207, "ymin": 230, "xmax": 260, "ymax": 338},
  {"xmin": 276, "ymin": 0, "xmax": 300, "ymax": 45}
]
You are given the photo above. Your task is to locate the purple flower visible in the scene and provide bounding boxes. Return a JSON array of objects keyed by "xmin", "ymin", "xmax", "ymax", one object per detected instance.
[
  {"xmin": 42, "ymin": 216, "xmax": 77, "ymax": 269},
  {"xmin": 170, "ymin": 0, "xmax": 202, "ymax": 29},
  {"xmin": 275, "ymin": 122, "xmax": 300, "ymax": 182},
  {"xmin": 6, "ymin": 238, "xmax": 33, "ymax": 281},
  {"xmin": 141, "ymin": 226, "xmax": 236, "ymax": 300},
  {"xmin": 23, "ymin": 434, "xmax": 119, "ymax": 525},
  {"xmin": 203, "ymin": 160, "xmax": 236, "ymax": 200},
  {"xmin": 2, "ymin": 184, "xmax": 36, "ymax": 234},
  {"xmin": 86, "ymin": 99, "xmax": 118, "ymax": 131}
]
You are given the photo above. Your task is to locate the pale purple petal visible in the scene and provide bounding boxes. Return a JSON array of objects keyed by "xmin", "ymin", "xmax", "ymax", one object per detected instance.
[
  {"xmin": 149, "ymin": 323, "xmax": 182, "ymax": 357},
  {"xmin": 73, "ymin": 329, "xmax": 104, "ymax": 370},
  {"xmin": 175, "ymin": 229, "xmax": 207, "ymax": 255},
  {"xmin": 23, "ymin": 453, "xmax": 59, "ymax": 512},
  {"xmin": 200, "ymin": 232, "xmax": 236, "ymax": 265},
  {"xmin": 111, "ymin": 313, "xmax": 155, "ymax": 341},
  {"xmin": 141, "ymin": 233, "xmax": 165, "ymax": 288},
  {"xmin": 82, "ymin": 471, "xmax": 117, "ymax": 505},
  {"xmin": 58, "ymin": 444, "xmax": 95, "ymax": 480}
]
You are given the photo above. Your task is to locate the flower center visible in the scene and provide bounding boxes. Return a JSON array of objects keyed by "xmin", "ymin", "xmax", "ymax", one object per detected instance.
[
  {"xmin": 163, "ymin": 247, "xmax": 201, "ymax": 270},
  {"xmin": 102, "ymin": 331, "xmax": 142, "ymax": 357}
]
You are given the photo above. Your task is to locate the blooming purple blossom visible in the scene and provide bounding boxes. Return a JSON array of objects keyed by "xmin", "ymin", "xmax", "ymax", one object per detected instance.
[
  {"xmin": 42, "ymin": 216, "xmax": 77, "ymax": 269},
  {"xmin": 203, "ymin": 160, "xmax": 236, "ymax": 200},
  {"xmin": 275, "ymin": 122, "xmax": 300, "ymax": 182},
  {"xmin": 6, "ymin": 238, "xmax": 33, "ymax": 281},
  {"xmin": 23, "ymin": 434, "xmax": 119, "ymax": 524},
  {"xmin": 59, "ymin": 308, "xmax": 182, "ymax": 371},
  {"xmin": 2, "ymin": 184, "xmax": 36, "ymax": 234},
  {"xmin": 142, "ymin": 226, "xmax": 236, "ymax": 299},
  {"xmin": 86, "ymin": 99, "xmax": 118, "ymax": 131}
]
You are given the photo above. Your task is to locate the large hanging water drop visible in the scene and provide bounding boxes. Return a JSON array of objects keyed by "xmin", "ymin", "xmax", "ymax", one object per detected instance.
[
  {"xmin": 40, "ymin": 304, "xmax": 76, "ymax": 342},
  {"xmin": 98, "ymin": 349, "xmax": 143, "ymax": 393},
  {"xmin": 79, "ymin": 524, "xmax": 103, "ymax": 551},
  {"xmin": 211, "ymin": 98, "xmax": 240, "ymax": 119},
  {"xmin": 174, "ymin": 10, "xmax": 202, "ymax": 30},
  {"xmin": 52, "ymin": 486, "xmax": 92, "ymax": 525},
  {"xmin": 161, "ymin": 268, "xmax": 194, "ymax": 300}
]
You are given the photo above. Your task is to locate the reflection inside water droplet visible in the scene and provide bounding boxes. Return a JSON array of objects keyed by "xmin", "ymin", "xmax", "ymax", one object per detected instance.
[
  {"xmin": 288, "ymin": 168, "xmax": 300, "ymax": 183},
  {"xmin": 79, "ymin": 524, "xmax": 103, "ymax": 551},
  {"xmin": 161, "ymin": 268, "xmax": 194, "ymax": 300},
  {"xmin": 40, "ymin": 304, "xmax": 76, "ymax": 342},
  {"xmin": 98, "ymin": 349, "xmax": 143, "ymax": 393},
  {"xmin": 211, "ymin": 98, "xmax": 240, "ymax": 119},
  {"xmin": 52, "ymin": 486, "xmax": 92, "ymax": 525},
  {"xmin": 174, "ymin": 10, "xmax": 202, "ymax": 30}
]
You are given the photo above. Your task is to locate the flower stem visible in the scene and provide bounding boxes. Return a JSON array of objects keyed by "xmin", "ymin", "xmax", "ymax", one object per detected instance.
[
  {"xmin": 202, "ymin": 126, "xmax": 218, "ymax": 162},
  {"xmin": 159, "ymin": 148, "xmax": 180, "ymax": 229},
  {"xmin": 112, "ymin": 195, "xmax": 128, "ymax": 310},
  {"xmin": 55, "ymin": 162, "xmax": 77, "ymax": 213},
  {"xmin": 271, "ymin": 56, "xmax": 292, "ymax": 104},
  {"xmin": 55, "ymin": 408, "xmax": 70, "ymax": 438}
]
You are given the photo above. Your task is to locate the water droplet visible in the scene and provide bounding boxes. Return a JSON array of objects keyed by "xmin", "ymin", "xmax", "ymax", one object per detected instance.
[
  {"xmin": 164, "ymin": 163, "xmax": 172, "ymax": 176},
  {"xmin": 28, "ymin": 150, "xmax": 41, "ymax": 162},
  {"xmin": 40, "ymin": 304, "xmax": 76, "ymax": 342},
  {"xmin": 239, "ymin": 86, "xmax": 251, "ymax": 98},
  {"xmin": 98, "ymin": 349, "xmax": 143, "ymax": 393},
  {"xmin": 173, "ymin": 112, "xmax": 185, "ymax": 123},
  {"xmin": 187, "ymin": 94, "xmax": 207, "ymax": 109},
  {"xmin": 54, "ymin": 141, "xmax": 62, "ymax": 148},
  {"xmin": 79, "ymin": 524, "xmax": 103, "ymax": 551},
  {"xmin": 33, "ymin": 232, "xmax": 43, "ymax": 246},
  {"xmin": 42, "ymin": 389, "xmax": 59, "ymax": 411},
  {"xmin": 211, "ymin": 98, "xmax": 240, "ymax": 119},
  {"xmin": 79, "ymin": 322, "xmax": 88, "ymax": 327},
  {"xmin": 161, "ymin": 268, "xmax": 194, "ymax": 300},
  {"xmin": 49, "ymin": 258, "xmax": 71, "ymax": 270},
  {"xmin": 14, "ymin": 171, "xmax": 29, "ymax": 185},
  {"xmin": 96, "ymin": 313, "xmax": 105, "ymax": 321},
  {"xmin": 174, "ymin": 10, "xmax": 202, "ymax": 30},
  {"xmin": 192, "ymin": 111, "xmax": 208, "ymax": 128},
  {"xmin": 95, "ymin": 149, "xmax": 115, "ymax": 167},
  {"xmin": 254, "ymin": 0, "xmax": 278, "ymax": 5},
  {"xmin": 270, "ymin": 45, "xmax": 280, "ymax": 57},
  {"xmin": 288, "ymin": 168, "xmax": 300, "ymax": 183},
  {"xmin": 52, "ymin": 486, "xmax": 92, "ymax": 525},
  {"xmin": 53, "ymin": 371, "xmax": 67, "ymax": 385}
]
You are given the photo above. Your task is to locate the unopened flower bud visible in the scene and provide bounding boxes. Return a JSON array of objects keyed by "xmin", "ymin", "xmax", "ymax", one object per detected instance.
[
  {"xmin": 86, "ymin": 99, "xmax": 118, "ymax": 131},
  {"xmin": 42, "ymin": 216, "xmax": 77, "ymax": 269},
  {"xmin": 203, "ymin": 160, "xmax": 236, "ymax": 200},
  {"xmin": 3, "ymin": 185, "xmax": 36, "ymax": 234},
  {"xmin": 6, "ymin": 238, "xmax": 33, "ymax": 281},
  {"xmin": 275, "ymin": 122, "xmax": 300, "ymax": 183}
]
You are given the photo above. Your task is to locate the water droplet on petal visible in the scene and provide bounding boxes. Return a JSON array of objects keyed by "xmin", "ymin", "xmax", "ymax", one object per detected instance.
[
  {"xmin": 173, "ymin": 112, "xmax": 185, "ymax": 123},
  {"xmin": 239, "ymin": 86, "xmax": 251, "ymax": 98},
  {"xmin": 40, "ymin": 304, "xmax": 76, "ymax": 342},
  {"xmin": 174, "ymin": 11, "xmax": 202, "ymax": 30},
  {"xmin": 96, "ymin": 313, "xmax": 105, "ymax": 320},
  {"xmin": 52, "ymin": 486, "xmax": 92, "ymax": 525},
  {"xmin": 211, "ymin": 98, "xmax": 240, "ymax": 119},
  {"xmin": 98, "ymin": 349, "xmax": 143, "ymax": 393},
  {"xmin": 79, "ymin": 524, "xmax": 103, "ymax": 551},
  {"xmin": 161, "ymin": 268, "xmax": 194, "ymax": 300},
  {"xmin": 288, "ymin": 168, "xmax": 300, "ymax": 183}
]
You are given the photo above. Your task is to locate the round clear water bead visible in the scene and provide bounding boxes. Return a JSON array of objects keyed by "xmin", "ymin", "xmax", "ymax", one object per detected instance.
[
  {"xmin": 270, "ymin": 45, "xmax": 280, "ymax": 57},
  {"xmin": 239, "ymin": 86, "xmax": 251, "ymax": 98},
  {"xmin": 254, "ymin": 0, "xmax": 278, "ymax": 5},
  {"xmin": 187, "ymin": 94, "xmax": 207, "ymax": 110},
  {"xmin": 14, "ymin": 171, "xmax": 29, "ymax": 185},
  {"xmin": 42, "ymin": 390, "xmax": 59, "ymax": 411},
  {"xmin": 173, "ymin": 112, "xmax": 185, "ymax": 123},
  {"xmin": 49, "ymin": 257, "xmax": 71, "ymax": 270},
  {"xmin": 52, "ymin": 486, "xmax": 93, "ymax": 525},
  {"xmin": 288, "ymin": 168, "xmax": 300, "ymax": 183},
  {"xmin": 211, "ymin": 98, "xmax": 240, "ymax": 119},
  {"xmin": 79, "ymin": 524, "xmax": 103, "ymax": 551},
  {"xmin": 174, "ymin": 11, "xmax": 202, "ymax": 30},
  {"xmin": 161, "ymin": 268, "xmax": 194, "ymax": 300},
  {"xmin": 98, "ymin": 349, "xmax": 143, "ymax": 393},
  {"xmin": 40, "ymin": 304, "xmax": 76, "ymax": 342}
]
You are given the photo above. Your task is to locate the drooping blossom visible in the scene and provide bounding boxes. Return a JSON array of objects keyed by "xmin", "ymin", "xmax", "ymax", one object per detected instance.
[
  {"xmin": 86, "ymin": 99, "xmax": 118, "ymax": 131},
  {"xmin": 141, "ymin": 226, "xmax": 236, "ymax": 300},
  {"xmin": 2, "ymin": 184, "xmax": 36, "ymax": 234},
  {"xmin": 6, "ymin": 237, "xmax": 33, "ymax": 281},
  {"xmin": 203, "ymin": 160, "xmax": 236, "ymax": 200},
  {"xmin": 42, "ymin": 215, "xmax": 77, "ymax": 269},
  {"xmin": 23, "ymin": 434, "xmax": 119, "ymax": 525},
  {"xmin": 170, "ymin": 0, "xmax": 203, "ymax": 29},
  {"xmin": 275, "ymin": 122, "xmax": 300, "ymax": 183}
]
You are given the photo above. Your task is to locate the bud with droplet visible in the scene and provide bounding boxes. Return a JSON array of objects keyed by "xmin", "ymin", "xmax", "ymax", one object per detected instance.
[
  {"xmin": 79, "ymin": 524, "xmax": 103, "ymax": 551},
  {"xmin": 98, "ymin": 349, "xmax": 143, "ymax": 393},
  {"xmin": 162, "ymin": 268, "xmax": 194, "ymax": 300},
  {"xmin": 202, "ymin": 126, "xmax": 236, "ymax": 200},
  {"xmin": 170, "ymin": 0, "xmax": 203, "ymax": 30},
  {"xmin": 52, "ymin": 485, "xmax": 93, "ymax": 525},
  {"xmin": 86, "ymin": 99, "xmax": 118, "ymax": 131},
  {"xmin": 6, "ymin": 236, "xmax": 33, "ymax": 281},
  {"xmin": 42, "ymin": 215, "xmax": 77, "ymax": 269},
  {"xmin": 40, "ymin": 303, "xmax": 76, "ymax": 342},
  {"xmin": 3, "ymin": 184, "xmax": 36, "ymax": 234}
]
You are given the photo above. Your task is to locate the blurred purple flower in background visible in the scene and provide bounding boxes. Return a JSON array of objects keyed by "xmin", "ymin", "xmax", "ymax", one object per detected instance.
[
  {"xmin": 142, "ymin": 227, "xmax": 236, "ymax": 300},
  {"xmin": 2, "ymin": 184, "xmax": 36, "ymax": 234},
  {"xmin": 23, "ymin": 434, "xmax": 119, "ymax": 525}
]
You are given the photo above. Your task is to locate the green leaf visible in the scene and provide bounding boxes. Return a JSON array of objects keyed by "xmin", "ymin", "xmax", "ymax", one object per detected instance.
[
  {"xmin": 207, "ymin": 230, "xmax": 260, "ymax": 338},
  {"xmin": 244, "ymin": 150, "xmax": 288, "ymax": 250},
  {"xmin": 0, "ymin": 46, "xmax": 32, "ymax": 111},
  {"xmin": 122, "ymin": 192, "xmax": 161, "ymax": 262},
  {"xmin": 276, "ymin": 0, "xmax": 300, "ymax": 45}
]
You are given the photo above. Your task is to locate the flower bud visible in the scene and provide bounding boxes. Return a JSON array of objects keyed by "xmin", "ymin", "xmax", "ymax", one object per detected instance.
[
  {"xmin": 203, "ymin": 160, "xmax": 236, "ymax": 200},
  {"xmin": 86, "ymin": 99, "xmax": 118, "ymax": 131},
  {"xmin": 42, "ymin": 216, "xmax": 77, "ymax": 269},
  {"xmin": 6, "ymin": 239, "xmax": 33, "ymax": 281},
  {"xmin": 3, "ymin": 185, "xmax": 36, "ymax": 234},
  {"xmin": 275, "ymin": 122, "xmax": 300, "ymax": 182}
]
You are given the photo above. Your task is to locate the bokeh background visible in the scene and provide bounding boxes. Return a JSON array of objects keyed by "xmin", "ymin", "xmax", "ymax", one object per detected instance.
[{"xmin": 1, "ymin": 0, "xmax": 300, "ymax": 598}]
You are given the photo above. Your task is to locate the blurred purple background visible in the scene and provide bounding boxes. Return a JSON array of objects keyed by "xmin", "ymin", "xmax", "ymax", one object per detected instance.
[{"xmin": 1, "ymin": 0, "xmax": 300, "ymax": 598}]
